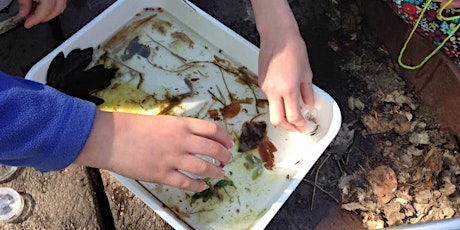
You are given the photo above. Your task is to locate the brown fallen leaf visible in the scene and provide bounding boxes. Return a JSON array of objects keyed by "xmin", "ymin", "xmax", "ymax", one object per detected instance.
[
  {"xmin": 259, "ymin": 138, "xmax": 277, "ymax": 170},
  {"xmin": 367, "ymin": 165, "xmax": 398, "ymax": 204},
  {"xmin": 361, "ymin": 114, "xmax": 392, "ymax": 134},
  {"xmin": 221, "ymin": 102, "xmax": 241, "ymax": 118},
  {"xmin": 390, "ymin": 113, "xmax": 411, "ymax": 136},
  {"xmin": 424, "ymin": 146, "xmax": 443, "ymax": 178}
]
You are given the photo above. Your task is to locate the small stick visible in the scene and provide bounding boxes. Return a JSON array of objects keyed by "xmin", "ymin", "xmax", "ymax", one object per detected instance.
[
  {"xmin": 310, "ymin": 153, "xmax": 331, "ymax": 210},
  {"xmin": 303, "ymin": 179, "xmax": 340, "ymax": 205}
]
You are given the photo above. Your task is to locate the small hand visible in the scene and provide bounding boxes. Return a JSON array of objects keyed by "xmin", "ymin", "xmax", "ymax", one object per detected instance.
[
  {"xmin": 18, "ymin": 0, "xmax": 66, "ymax": 29},
  {"xmin": 258, "ymin": 31, "xmax": 314, "ymax": 133},
  {"xmin": 76, "ymin": 112, "xmax": 234, "ymax": 192}
]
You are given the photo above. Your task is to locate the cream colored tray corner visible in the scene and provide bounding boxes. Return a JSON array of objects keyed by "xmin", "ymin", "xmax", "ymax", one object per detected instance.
[{"xmin": 26, "ymin": 0, "xmax": 341, "ymax": 229}]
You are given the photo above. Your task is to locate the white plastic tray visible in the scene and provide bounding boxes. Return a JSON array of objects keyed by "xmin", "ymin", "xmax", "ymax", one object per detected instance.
[{"xmin": 26, "ymin": 0, "xmax": 342, "ymax": 229}]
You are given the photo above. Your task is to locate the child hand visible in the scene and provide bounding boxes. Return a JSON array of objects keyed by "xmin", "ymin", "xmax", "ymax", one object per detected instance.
[
  {"xmin": 258, "ymin": 31, "xmax": 314, "ymax": 133},
  {"xmin": 18, "ymin": 0, "xmax": 66, "ymax": 29},
  {"xmin": 76, "ymin": 112, "xmax": 234, "ymax": 192},
  {"xmin": 251, "ymin": 0, "xmax": 314, "ymax": 133}
]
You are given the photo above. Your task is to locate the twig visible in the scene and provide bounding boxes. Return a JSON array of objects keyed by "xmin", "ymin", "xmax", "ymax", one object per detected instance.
[
  {"xmin": 310, "ymin": 153, "xmax": 331, "ymax": 210},
  {"xmin": 207, "ymin": 90, "xmax": 225, "ymax": 106},
  {"xmin": 0, "ymin": 15, "xmax": 23, "ymax": 35},
  {"xmin": 335, "ymin": 158, "xmax": 344, "ymax": 175},
  {"xmin": 145, "ymin": 33, "xmax": 188, "ymax": 62},
  {"xmin": 303, "ymin": 179, "xmax": 340, "ymax": 205},
  {"xmin": 373, "ymin": 63, "xmax": 385, "ymax": 96}
]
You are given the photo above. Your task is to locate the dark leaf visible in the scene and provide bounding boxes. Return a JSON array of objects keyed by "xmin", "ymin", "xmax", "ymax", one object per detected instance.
[
  {"xmin": 238, "ymin": 120, "xmax": 266, "ymax": 152},
  {"xmin": 46, "ymin": 47, "xmax": 117, "ymax": 105},
  {"xmin": 121, "ymin": 36, "xmax": 151, "ymax": 61}
]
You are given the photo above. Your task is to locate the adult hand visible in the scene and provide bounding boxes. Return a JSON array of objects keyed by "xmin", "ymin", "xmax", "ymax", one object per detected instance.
[
  {"xmin": 18, "ymin": 0, "xmax": 66, "ymax": 29},
  {"xmin": 251, "ymin": 0, "xmax": 314, "ymax": 133},
  {"xmin": 75, "ymin": 112, "xmax": 234, "ymax": 192}
]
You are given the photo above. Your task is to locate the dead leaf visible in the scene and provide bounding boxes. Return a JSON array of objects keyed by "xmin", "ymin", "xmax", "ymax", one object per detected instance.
[
  {"xmin": 381, "ymin": 90, "xmax": 418, "ymax": 110},
  {"xmin": 328, "ymin": 40, "xmax": 341, "ymax": 52},
  {"xmin": 367, "ymin": 165, "xmax": 398, "ymax": 204},
  {"xmin": 424, "ymin": 146, "xmax": 443, "ymax": 177},
  {"xmin": 440, "ymin": 181, "xmax": 456, "ymax": 196},
  {"xmin": 342, "ymin": 202, "xmax": 367, "ymax": 211},
  {"xmin": 362, "ymin": 114, "xmax": 392, "ymax": 134},
  {"xmin": 151, "ymin": 19, "xmax": 172, "ymax": 35},
  {"xmin": 348, "ymin": 96, "xmax": 364, "ymax": 111},
  {"xmin": 221, "ymin": 102, "xmax": 241, "ymax": 118},
  {"xmin": 383, "ymin": 201, "xmax": 404, "ymax": 226},
  {"xmin": 390, "ymin": 113, "xmax": 411, "ymax": 136},
  {"xmin": 409, "ymin": 132, "xmax": 430, "ymax": 145},
  {"xmin": 171, "ymin": 31, "xmax": 194, "ymax": 48}
]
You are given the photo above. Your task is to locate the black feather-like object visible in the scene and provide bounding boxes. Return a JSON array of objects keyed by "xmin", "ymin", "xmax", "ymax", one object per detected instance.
[{"xmin": 46, "ymin": 47, "xmax": 117, "ymax": 105}]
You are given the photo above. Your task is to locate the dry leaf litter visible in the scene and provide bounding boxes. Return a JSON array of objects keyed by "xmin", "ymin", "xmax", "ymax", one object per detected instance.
[{"xmin": 324, "ymin": 1, "xmax": 460, "ymax": 229}]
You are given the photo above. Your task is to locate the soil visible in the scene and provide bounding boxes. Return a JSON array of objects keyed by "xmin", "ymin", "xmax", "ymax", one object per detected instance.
[{"xmin": 298, "ymin": 1, "xmax": 460, "ymax": 229}]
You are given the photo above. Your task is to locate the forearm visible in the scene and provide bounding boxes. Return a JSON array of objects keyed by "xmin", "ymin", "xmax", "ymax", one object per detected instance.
[
  {"xmin": 250, "ymin": 0, "xmax": 300, "ymax": 38},
  {"xmin": 249, "ymin": 0, "xmax": 313, "ymax": 132}
]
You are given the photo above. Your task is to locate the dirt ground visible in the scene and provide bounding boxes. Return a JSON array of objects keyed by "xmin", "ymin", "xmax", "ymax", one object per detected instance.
[
  {"xmin": 0, "ymin": 0, "xmax": 458, "ymax": 229},
  {"xmin": 298, "ymin": 1, "xmax": 460, "ymax": 229}
]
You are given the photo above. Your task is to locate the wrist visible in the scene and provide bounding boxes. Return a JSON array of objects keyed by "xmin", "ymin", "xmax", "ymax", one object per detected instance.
[
  {"xmin": 251, "ymin": 0, "xmax": 300, "ymax": 37},
  {"xmin": 74, "ymin": 110, "xmax": 115, "ymax": 170}
]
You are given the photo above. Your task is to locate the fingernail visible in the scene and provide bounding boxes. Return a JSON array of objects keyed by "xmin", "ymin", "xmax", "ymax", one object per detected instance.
[
  {"xmin": 226, "ymin": 151, "xmax": 233, "ymax": 164},
  {"xmin": 229, "ymin": 141, "xmax": 235, "ymax": 149},
  {"xmin": 218, "ymin": 168, "xmax": 225, "ymax": 178},
  {"xmin": 219, "ymin": 163, "xmax": 225, "ymax": 168},
  {"xmin": 199, "ymin": 182, "xmax": 208, "ymax": 191}
]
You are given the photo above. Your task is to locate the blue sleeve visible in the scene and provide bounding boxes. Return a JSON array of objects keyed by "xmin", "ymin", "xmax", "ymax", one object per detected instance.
[{"xmin": 0, "ymin": 71, "xmax": 97, "ymax": 171}]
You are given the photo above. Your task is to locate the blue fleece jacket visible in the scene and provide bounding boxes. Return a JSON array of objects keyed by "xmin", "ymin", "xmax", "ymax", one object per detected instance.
[{"xmin": 0, "ymin": 71, "xmax": 96, "ymax": 171}]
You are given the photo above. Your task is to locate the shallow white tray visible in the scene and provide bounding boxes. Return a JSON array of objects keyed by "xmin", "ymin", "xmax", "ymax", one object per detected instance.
[{"xmin": 26, "ymin": 0, "xmax": 342, "ymax": 229}]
